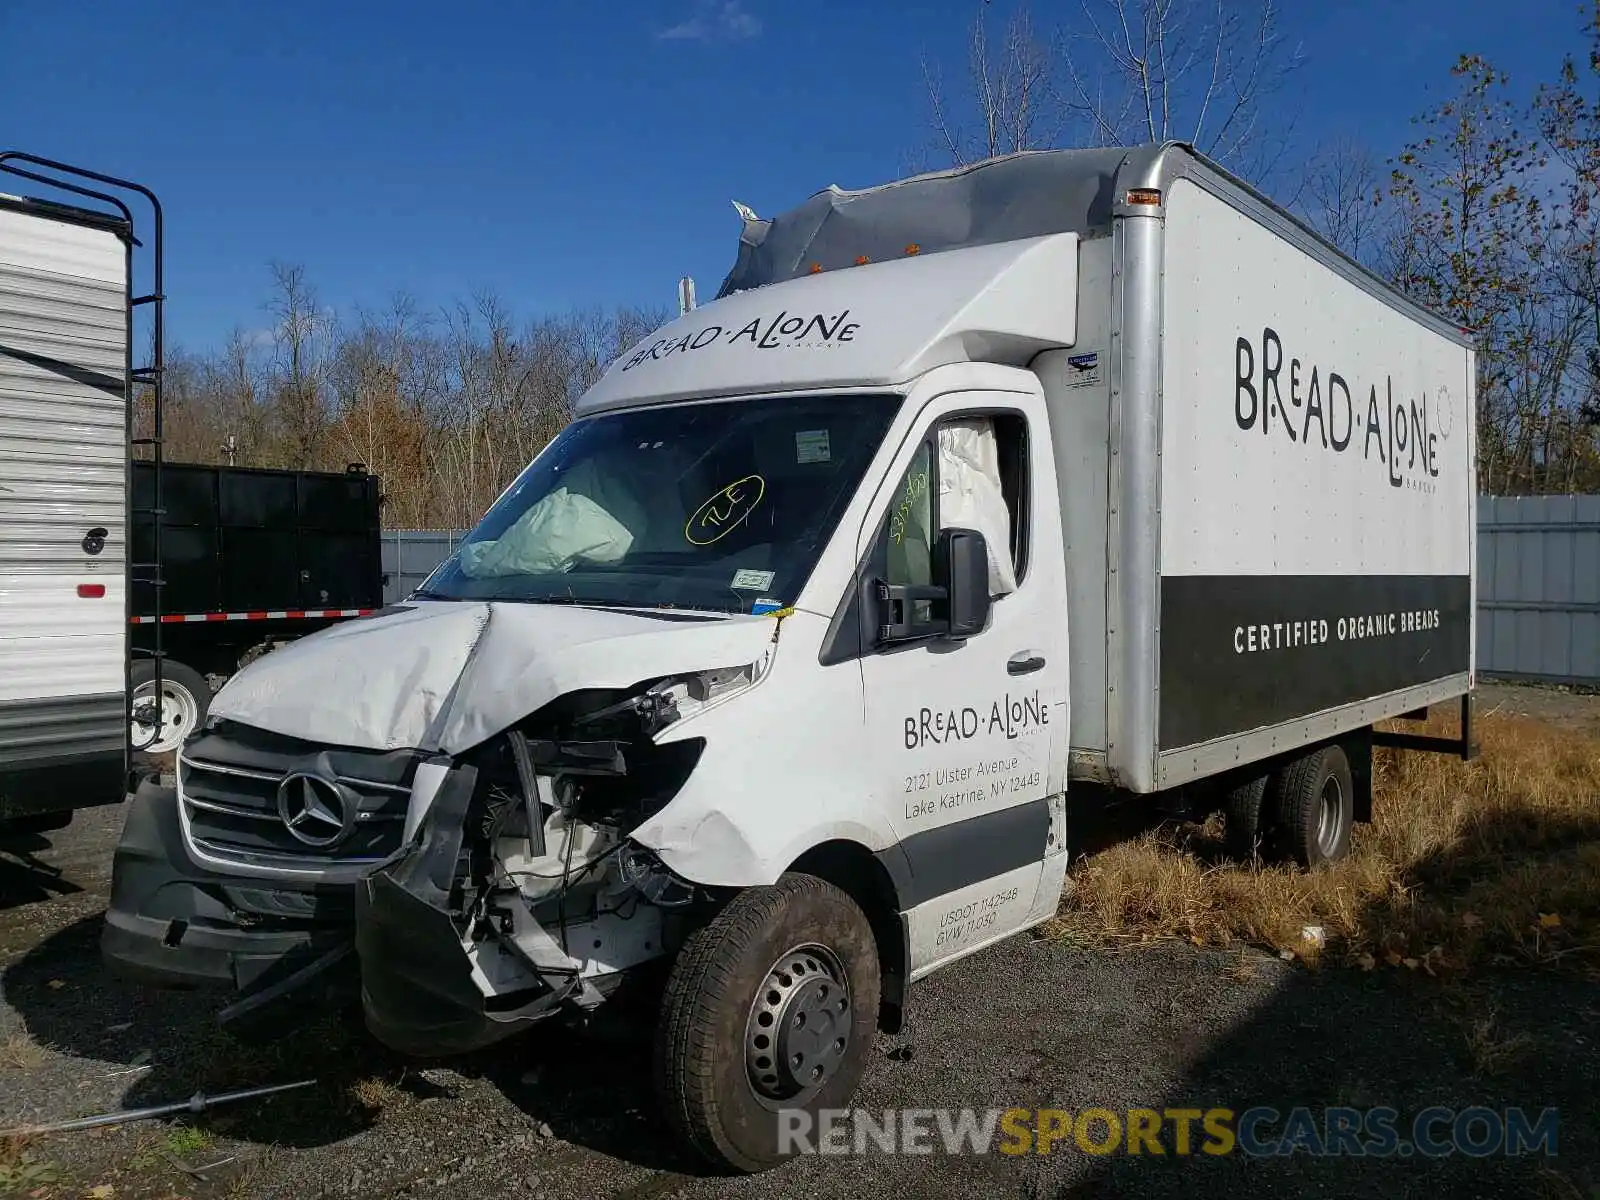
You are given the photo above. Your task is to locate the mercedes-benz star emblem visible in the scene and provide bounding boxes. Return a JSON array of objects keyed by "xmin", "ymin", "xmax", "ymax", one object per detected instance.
[{"xmin": 276, "ymin": 772, "xmax": 356, "ymax": 848}]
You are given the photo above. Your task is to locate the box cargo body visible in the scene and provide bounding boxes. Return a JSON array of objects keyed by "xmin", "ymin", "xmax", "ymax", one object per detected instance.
[
  {"xmin": 1056, "ymin": 167, "xmax": 1475, "ymax": 792},
  {"xmin": 0, "ymin": 194, "xmax": 132, "ymax": 820}
]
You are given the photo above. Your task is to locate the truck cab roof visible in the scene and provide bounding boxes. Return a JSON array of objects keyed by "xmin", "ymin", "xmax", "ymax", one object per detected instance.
[{"xmin": 575, "ymin": 232, "xmax": 1080, "ymax": 416}]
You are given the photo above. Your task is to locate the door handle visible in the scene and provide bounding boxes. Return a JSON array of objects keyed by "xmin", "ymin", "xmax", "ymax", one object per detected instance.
[{"xmin": 1007, "ymin": 652, "xmax": 1046, "ymax": 676}]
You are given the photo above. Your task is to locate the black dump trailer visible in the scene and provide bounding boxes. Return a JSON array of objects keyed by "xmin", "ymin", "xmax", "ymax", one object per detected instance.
[{"xmin": 129, "ymin": 460, "xmax": 383, "ymax": 757}]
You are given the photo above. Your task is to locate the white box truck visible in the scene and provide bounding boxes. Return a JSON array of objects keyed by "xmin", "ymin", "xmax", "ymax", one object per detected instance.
[{"xmin": 104, "ymin": 142, "xmax": 1476, "ymax": 1172}]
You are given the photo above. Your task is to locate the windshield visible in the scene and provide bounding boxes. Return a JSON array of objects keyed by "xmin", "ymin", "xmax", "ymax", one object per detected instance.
[{"xmin": 418, "ymin": 393, "xmax": 901, "ymax": 613}]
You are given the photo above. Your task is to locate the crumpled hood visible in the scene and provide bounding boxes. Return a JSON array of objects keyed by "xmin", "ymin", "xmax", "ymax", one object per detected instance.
[{"xmin": 207, "ymin": 600, "xmax": 778, "ymax": 755}]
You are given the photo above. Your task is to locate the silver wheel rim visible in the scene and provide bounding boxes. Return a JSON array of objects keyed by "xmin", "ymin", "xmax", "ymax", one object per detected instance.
[
  {"xmin": 745, "ymin": 943, "xmax": 852, "ymax": 1104},
  {"xmin": 130, "ymin": 679, "xmax": 199, "ymax": 754},
  {"xmin": 1316, "ymin": 775, "xmax": 1344, "ymax": 856}
]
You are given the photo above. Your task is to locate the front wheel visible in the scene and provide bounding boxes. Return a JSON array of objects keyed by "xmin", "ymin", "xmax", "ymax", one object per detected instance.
[
  {"xmin": 130, "ymin": 660, "xmax": 212, "ymax": 755},
  {"xmin": 653, "ymin": 874, "xmax": 881, "ymax": 1173}
]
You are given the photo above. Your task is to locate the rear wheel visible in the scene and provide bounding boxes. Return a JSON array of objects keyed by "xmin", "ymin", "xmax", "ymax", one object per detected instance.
[
  {"xmin": 654, "ymin": 874, "xmax": 881, "ymax": 1173},
  {"xmin": 1221, "ymin": 774, "xmax": 1271, "ymax": 862},
  {"xmin": 1267, "ymin": 744, "xmax": 1354, "ymax": 869},
  {"xmin": 130, "ymin": 660, "xmax": 211, "ymax": 755}
]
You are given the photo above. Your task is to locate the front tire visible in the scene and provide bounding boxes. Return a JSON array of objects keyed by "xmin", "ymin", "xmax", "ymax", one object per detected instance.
[{"xmin": 653, "ymin": 874, "xmax": 881, "ymax": 1173}]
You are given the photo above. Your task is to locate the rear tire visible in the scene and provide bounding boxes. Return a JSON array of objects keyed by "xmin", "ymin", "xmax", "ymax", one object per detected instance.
[
  {"xmin": 1268, "ymin": 744, "xmax": 1354, "ymax": 869},
  {"xmin": 653, "ymin": 874, "xmax": 881, "ymax": 1173},
  {"xmin": 1221, "ymin": 774, "xmax": 1271, "ymax": 861},
  {"xmin": 130, "ymin": 660, "xmax": 212, "ymax": 755}
]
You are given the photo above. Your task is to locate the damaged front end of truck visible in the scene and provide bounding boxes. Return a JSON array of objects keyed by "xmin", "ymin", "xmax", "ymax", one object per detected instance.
[{"xmin": 355, "ymin": 664, "xmax": 759, "ymax": 1056}]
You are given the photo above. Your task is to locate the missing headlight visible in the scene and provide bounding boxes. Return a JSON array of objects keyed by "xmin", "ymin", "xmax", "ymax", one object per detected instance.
[{"xmin": 618, "ymin": 844, "xmax": 697, "ymax": 907}]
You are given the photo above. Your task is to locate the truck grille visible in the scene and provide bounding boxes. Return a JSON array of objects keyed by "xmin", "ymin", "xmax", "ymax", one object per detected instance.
[{"xmin": 178, "ymin": 721, "xmax": 419, "ymax": 875}]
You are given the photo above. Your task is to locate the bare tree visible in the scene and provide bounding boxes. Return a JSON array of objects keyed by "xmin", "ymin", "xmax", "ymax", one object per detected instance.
[
  {"xmin": 922, "ymin": 3, "xmax": 1058, "ymax": 166},
  {"xmin": 118, "ymin": 261, "xmax": 671, "ymax": 526},
  {"xmin": 921, "ymin": 0, "xmax": 1305, "ymax": 183},
  {"xmin": 1064, "ymin": 0, "xmax": 1303, "ymax": 174},
  {"xmin": 1299, "ymin": 136, "xmax": 1385, "ymax": 263},
  {"xmin": 265, "ymin": 263, "xmax": 336, "ymax": 468},
  {"xmin": 215, "ymin": 328, "xmax": 271, "ymax": 466}
]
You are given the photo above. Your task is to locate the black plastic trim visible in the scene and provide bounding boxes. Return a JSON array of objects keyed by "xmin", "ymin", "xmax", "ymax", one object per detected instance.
[{"xmin": 878, "ymin": 798, "xmax": 1051, "ymax": 910}]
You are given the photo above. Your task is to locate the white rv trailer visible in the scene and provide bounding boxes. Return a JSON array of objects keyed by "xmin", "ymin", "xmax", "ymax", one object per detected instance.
[
  {"xmin": 0, "ymin": 154, "xmax": 165, "ymax": 834},
  {"xmin": 104, "ymin": 142, "xmax": 1476, "ymax": 1172}
]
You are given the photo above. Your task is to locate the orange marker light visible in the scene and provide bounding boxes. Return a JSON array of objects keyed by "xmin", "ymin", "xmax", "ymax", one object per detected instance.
[
  {"xmin": 809, "ymin": 263, "xmax": 823, "ymax": 274},
  {"xmin": 1125, "ymin": 188, "xmax": 1162, "ymax": 206},
  {"xmin": 905, "ymin": 243, "xmax": 921, "ymax": 256},
  {"xmin": 854, "ymin": 254, "xmax": 871, "ymax": 266}
]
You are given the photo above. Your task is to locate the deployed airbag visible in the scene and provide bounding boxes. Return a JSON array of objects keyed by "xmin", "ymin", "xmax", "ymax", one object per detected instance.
[
  {"xmin": 937, "ymin": 418, "xmax": 1017, "ymax": 597},
  {"xmin": 459, "ymin": 488, "xmax": 634, "ymax": 578}
]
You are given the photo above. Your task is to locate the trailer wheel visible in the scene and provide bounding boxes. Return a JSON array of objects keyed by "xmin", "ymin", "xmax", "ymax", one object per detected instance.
[
  {"xmin": 1268, "ymin": 745, "xmax": 1354, "ymax": 869},
  {"xmin": 130, "ymin": 660, "xmax": 211, "ymax": 755},
  {"xmin": 653, "ymin": 873, "xmax": 881, "ymax": 1173},
  {"xmin": 1221, "ymin": 774, "xmax": 1271, "ymax": 861}
]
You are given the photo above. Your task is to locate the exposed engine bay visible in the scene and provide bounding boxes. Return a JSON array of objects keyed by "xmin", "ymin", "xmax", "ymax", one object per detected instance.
[{"xmin": 355, "ymin": 667, "xmax": 757, "ymax": 1055}]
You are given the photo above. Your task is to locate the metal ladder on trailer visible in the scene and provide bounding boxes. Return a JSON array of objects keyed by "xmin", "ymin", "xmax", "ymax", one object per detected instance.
[{"xmin": 0, "ymin": 152, "xmax": 168, "ymax": 784}]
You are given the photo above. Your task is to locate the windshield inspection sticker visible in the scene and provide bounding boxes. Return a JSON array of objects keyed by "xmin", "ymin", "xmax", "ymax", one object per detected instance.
[
  {"xmin": 751, "ymin": 597, "xmax": 784, "ymax": 614},
  {"xmin": 795, "ymin": 428, "xmax": 832, "ymax": 464},
  {"xmin": 731, "ymin": 568, "xmax": 776, "ymax": 591}
]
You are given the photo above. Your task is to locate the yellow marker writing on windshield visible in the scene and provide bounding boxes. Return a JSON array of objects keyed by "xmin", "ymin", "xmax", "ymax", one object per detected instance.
[{"xmin": 685, "ymin": 475, "xmax": 766, "ymax": 546}]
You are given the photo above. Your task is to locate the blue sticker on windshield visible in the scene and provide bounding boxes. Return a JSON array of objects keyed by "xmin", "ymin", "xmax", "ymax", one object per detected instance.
[{"xmin": 751, "ymin": 598, "xmax": 784, "ymax": 614}]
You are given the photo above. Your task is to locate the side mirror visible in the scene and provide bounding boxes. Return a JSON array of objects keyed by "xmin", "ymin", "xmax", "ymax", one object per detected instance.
[
  {"xmin": 936, "ymin": 527, "xmax": 991, "ymax": 639},
  {"xmin": 874, "ymin": 527, "xmax": 992, "ymax": 644}
]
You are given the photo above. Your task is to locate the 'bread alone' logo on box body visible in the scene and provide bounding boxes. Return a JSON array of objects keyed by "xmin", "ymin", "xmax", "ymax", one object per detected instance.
[
  {"xmin": 1232, "ymin": 326, "xmax": 1453, "ymax": 494},
  {"xmin": 621, "ymin": 310, "xmax": 861, "ymax": 372}
]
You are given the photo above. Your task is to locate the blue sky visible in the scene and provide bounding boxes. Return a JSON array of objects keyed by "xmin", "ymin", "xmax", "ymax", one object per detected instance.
[{"xmin": 1, "ymin": 0, "xmax": 1585, "ymax": 353}]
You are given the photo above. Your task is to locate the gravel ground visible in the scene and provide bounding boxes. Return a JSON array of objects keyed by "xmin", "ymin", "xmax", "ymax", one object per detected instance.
[
  {"xmin": 1477, "ymin": 680, "xmax": 1600, "ymax": 738},
  {"xmin": 2, "ymin": 682, "xmax": 1596, "ymax": 1199}
]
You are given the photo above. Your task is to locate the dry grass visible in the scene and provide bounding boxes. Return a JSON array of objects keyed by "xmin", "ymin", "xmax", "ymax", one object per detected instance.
[
  {"xmin": 0, "ymin": 1031, "xmax": 45, "ymax": 1072},
  {"xmin": 1048, "ymin": 711, "xmax": 1600, "ymax": 973},
  {"xmin": 347, "ymin": 1073, "xmax": 404, "ymax": 1115},
  {"xmin": 1456, "ymin": 1004, "xmax": 1536, "ymax": 1077}
]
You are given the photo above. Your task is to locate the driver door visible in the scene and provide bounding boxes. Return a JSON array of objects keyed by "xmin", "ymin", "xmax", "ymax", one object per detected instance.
[{"xmin": 858, "ymin": 389, "xmax": 1068, "ymax": 977}]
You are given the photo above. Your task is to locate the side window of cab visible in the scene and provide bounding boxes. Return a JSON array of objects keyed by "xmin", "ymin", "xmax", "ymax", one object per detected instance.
[
  {"xmin": 884, "ymin": 439, "xmax": 935, "ymax": 624},
  {"xmin": 822, "ymin": 410, "xmax": 1031, "ymax": 665},
  {"xmin": 876, "ymin": 412, "xmax": 1030, "ymax": 604}
]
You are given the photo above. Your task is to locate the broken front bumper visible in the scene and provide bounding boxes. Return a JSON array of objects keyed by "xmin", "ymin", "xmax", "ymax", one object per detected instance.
[
  {"xmin": 354, "ymin": 759, "xmax": 674, "ymax": 1057},
  {"xmin": 101, "ymin": 780, "xmax": 359, "ymax": 1036}
]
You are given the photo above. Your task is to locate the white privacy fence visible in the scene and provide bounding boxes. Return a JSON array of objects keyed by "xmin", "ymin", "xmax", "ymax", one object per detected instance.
[{"xmin": 381, "ymin": 496, "xmax": 1600, "ymax": 686}]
